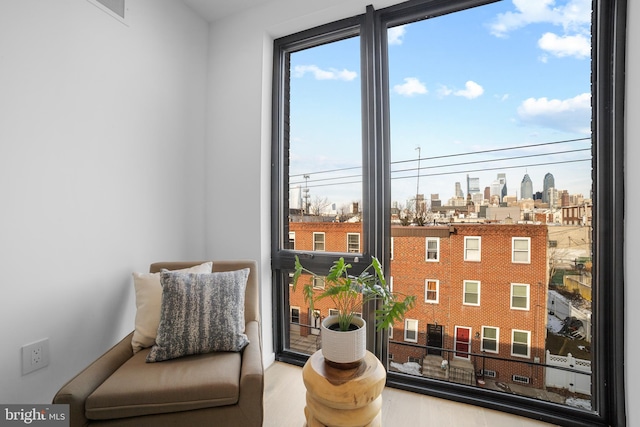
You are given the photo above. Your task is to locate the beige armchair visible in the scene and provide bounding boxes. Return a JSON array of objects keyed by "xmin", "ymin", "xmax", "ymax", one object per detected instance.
[{"xmin": 53, "ymin": 260, "xmax": 263, "ymax": 427}]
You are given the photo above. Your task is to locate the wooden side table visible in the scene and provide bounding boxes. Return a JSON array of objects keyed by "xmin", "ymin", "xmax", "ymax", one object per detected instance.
[{"xmin": 302, "ymin": 350, "xmax": 386, "ymax": 427}]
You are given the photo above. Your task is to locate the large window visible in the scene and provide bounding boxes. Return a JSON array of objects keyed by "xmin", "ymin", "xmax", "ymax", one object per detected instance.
[{"xmin": 272, "ymin": 1, "xmax": 626, "ymax": 425}]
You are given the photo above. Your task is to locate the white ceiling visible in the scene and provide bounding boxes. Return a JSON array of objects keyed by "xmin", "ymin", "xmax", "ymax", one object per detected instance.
[{"xmin": 181, "ymin": 0, "xmax": 273, "ymax": 22}]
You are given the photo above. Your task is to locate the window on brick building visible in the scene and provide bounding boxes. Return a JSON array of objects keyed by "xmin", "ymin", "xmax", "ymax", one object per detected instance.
[
  {"xmin": 290, "ymin": 307, "xmax": 300, "ymax": 325},
  {"xmin": 288, "ymin": 232, "xmax": 295, "ymax": 250},
  {"xmin": 313, "ymin": 232, "xmax": 325, "ymax": 251},
  {"xmin": 464, "ymin": 236, "xmax": 481, "ymax": 261},
  {"xmin": 426, "ymin": 237, "xmax": 439, "ymax": 261},
  {"xmin": 481, "ymin": 326, "xmax": 499, "ymax": 354},
  {"xmin": 404, "ymin": 319, "xmax": 418, "ymax": 343},
  {"xmin": 511, "ymin": 330, "xmax": 530, "ymax": 358},
  {"xmin": 425, "ymin": 279, "xmax": 439, "ymax": 303},
  {"xmin": 312, "ymin": 277, "xmax": 325, "ymax": 290},
  {"xmin": 512, "ymin": 237, "xmax": 531, "ymax": 263},
  {"xmin": 511, "ymin": 284, "xmax": 530, "ymax": 311},
  {"xmin": 463, "ymin": 280, "xmax": 480, "ymax": 306},
  {"xmin": 347, "ymin": 233, "xmax": 360, "ymax": 253}
]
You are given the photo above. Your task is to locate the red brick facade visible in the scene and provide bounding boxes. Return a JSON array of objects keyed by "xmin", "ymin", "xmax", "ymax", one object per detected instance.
[{"xmin": 288, "ymin": 221, "xmax": 548, "ymax": 388}]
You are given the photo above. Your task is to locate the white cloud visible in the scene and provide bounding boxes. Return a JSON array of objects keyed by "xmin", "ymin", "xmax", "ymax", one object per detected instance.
[
  {"xmin": 538, "ymin": 32, "xmax": 590, "ymax": 58},
  {"xmin": 454, "ymin": 81, "xmax": 484, "ymax": 99},
  {"xmin": 437, "ymin": 85, "xmax": 453, "ymax": 97},
  {"xmin": 489, "ymin": 0, "xmax": 591, "ymax": 38},
  {"xmin": 293, "ymin": 65, "xmax": 357, "ymax": 81},
  {"xmin": 393, "ymin": 77, "xmax": 428, "ymax": 97},
  {"xmin": 388, "ymin": 25, "xmax": 407, "ymax": 45},
  {"xmin": 517, "ymin": 92, "xmax": 591, "ymax": 134}
]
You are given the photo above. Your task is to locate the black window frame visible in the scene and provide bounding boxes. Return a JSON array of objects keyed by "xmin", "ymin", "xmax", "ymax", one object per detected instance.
[{"xmin": 271, "ymin": 1, "xmax": 626, "ymax": 425}]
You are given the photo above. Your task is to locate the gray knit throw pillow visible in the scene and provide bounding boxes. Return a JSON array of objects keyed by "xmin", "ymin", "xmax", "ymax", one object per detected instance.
[{"xmin": 146, "ymin": 269, "xmax": 250, "ymax": 362}]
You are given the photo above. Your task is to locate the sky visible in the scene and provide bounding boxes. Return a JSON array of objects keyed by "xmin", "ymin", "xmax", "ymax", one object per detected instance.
[{"xmin": 288, "ymin": 0, "xmax": 592, "ymax": 211}]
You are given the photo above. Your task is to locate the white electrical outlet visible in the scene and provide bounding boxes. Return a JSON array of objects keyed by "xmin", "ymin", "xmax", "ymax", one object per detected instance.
[{"xmin": 22, "ymin": 338, "xmax": 50, "ymax": 375}]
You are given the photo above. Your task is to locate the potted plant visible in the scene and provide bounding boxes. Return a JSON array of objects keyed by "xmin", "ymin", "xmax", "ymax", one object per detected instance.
[{"xmin": 293, "ymin": 255, "xmax": 415, "ymax": 369}]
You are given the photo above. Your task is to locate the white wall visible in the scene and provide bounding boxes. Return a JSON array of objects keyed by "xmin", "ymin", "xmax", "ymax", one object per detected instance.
[
  {"xmin": 205, "ymin": 0, "xmax": 638, "ymax": 424},
  {"xmin": 203, "ymin": 0, "xmax": 422, "ymax": 376},
  {"xmin": 0, "ymin": 0, "xmax": 209, "ymax": 403}
]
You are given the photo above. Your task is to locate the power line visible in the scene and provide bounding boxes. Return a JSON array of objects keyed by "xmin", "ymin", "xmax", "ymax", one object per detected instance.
[
  {"xmin": 292, "ymin": 158, "xmax": 590, "ymax": 190},
  {"xmin": 289, "ymin": 137, "xmax": 591, "ymax": 180},
  {"xmin": 391, "ymin": 148, "xmax": 590, "ymax": 175},
  {"xmin": 393, "ymin": 137, "xmax": 590, "ymax": 165}
]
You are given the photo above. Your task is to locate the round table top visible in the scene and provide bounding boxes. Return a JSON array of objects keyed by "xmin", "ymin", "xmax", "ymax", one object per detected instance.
[{"xmin": 302, "ymin": 350, "xmax": 386, "ymax": 408}]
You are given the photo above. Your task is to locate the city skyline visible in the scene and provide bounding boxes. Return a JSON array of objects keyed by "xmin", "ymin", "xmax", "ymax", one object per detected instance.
[
  {"xmin": 292, "ymin": 167, "xmax": 586, "ymax": 215},
  {"xmin": 289, "ymin": 0, "xmax": 592, "ymax": 210}
]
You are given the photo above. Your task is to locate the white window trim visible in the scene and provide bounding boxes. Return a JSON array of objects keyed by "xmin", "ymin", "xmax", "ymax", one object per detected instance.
[
  {"xmin": 404, "ymin": 319, "xmax": 418, "ymax": 343},
  {"xmin": 425, "ymin": 279, "xmax": 439, "ymax": 304},
  {"xmin": 390, "ymin": 237, "xmax": 394, "ymax": 260},
  {"xmin": 313, "ymin": 232, "xmax": 325, "ymax": 251},
  {"xmin": 289, "ymin": 231, "xmax": 296, "ymax": 249},
  {"xmin": 511, "ymin": 329, "xmax": 531, "ymax": 358},
  {"xmin": 481, "ymin": 326, "xmax": 500, "ymax": 354},
  {"xmin": 464, "ymin": 236, "xmax": 481, "ymax": 261},
  {"xmin": 463, "ymin": 280, "xmax": 481, "ymax": 306},
  {"xmin": 510, "ymin": 283, "xmax": 530, "ymax": 311},
  {"xmin": 512, "ymin": 237, "xmax": 531, "ymax": 264},
  {"xmin": 426, "ymin": 237, "xmax": 440, "ymax": 262},
  {"xmin": 347, "ymin": 232, "xmax": 360, "ymax": 253}
]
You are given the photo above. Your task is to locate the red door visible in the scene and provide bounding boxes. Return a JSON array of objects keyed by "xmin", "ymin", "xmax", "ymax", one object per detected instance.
[{"xmin": 455, "ymin": 327, "xmax": 471, "ymax": 359}]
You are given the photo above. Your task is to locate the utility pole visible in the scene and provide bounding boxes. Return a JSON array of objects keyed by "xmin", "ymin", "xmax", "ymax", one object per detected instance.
[
  {"xmin": 415, "ymin": 146, "xmax": 421, "ymax": 215},
  {"xmin": 303, "ymin": 174, "xmax": 310, "ymax": 215}
]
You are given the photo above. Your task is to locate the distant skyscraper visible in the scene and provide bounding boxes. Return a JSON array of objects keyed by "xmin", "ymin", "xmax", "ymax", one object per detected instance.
[
  {"xmin": 543, "ymin": 173, "xmax": 555, "ymax": 204},
  {"xmin": 490, "ymin": 179, "xmax": 503, "ymax": 202},
  {"xmin": 497, "ymin": 173, "xmax": 507, "ymax": 200},
  {"xmin": 467, "ymin": 174, "xmax": 480, "ymax": 196},
  {"xmin": 521, "ymin": 174, "xmax": 533, "ymax": 200},
  {"xmin": 455, "ymin": 182, "xmax": 464, "ymax": 198}
]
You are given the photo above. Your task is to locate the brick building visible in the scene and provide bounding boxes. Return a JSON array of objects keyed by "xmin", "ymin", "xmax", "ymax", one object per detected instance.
[
  {"xmin": 390, "ymin": 223, "xmax": 548, "ymax": 388},
  {"xmin": 288, "ymin": 221, "xmax": 549, "ymax": 389}
]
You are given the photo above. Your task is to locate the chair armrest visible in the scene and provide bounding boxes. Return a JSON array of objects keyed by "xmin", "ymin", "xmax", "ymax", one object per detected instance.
[
  {"xmin": 238, "ymin": 320, "xmax": 264, "ymax": 426},
  {"xmin": 53, "ymin": 332, "xmax": 135, "ymax": 427}
]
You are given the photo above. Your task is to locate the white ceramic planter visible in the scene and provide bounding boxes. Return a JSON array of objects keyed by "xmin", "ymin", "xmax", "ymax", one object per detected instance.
[{"xmin": 321, "ymin": 315, "xmax": 366, "ymax": 369}]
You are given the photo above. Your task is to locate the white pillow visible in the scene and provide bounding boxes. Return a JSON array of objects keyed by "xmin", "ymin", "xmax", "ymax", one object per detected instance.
[{"xmin": 131, "ymin": 262, "xmax": 213, "ymax": 353}]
